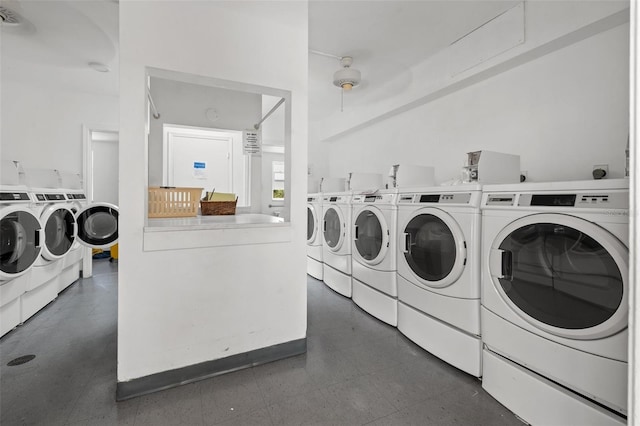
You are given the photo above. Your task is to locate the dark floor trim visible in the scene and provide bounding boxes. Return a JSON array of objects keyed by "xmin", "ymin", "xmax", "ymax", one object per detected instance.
[{"xmin": 116, "ymin": 338, "xmax": 306, "ymax": 401}]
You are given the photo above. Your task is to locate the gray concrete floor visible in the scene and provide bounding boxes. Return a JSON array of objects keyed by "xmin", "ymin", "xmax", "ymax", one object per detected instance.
[{"xmin": 0, "ymin": 262, "xmax": 520, "ymax": 425}]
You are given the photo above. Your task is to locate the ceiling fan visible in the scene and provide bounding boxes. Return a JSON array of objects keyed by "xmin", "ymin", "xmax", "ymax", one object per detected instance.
[{"xmin": 311, "ymin": 49, "xmax": 363, "ymax": 112}]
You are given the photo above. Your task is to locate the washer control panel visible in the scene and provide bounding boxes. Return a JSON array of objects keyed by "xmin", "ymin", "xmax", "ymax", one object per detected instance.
[
  {"xmin": 0, "ymin": 191, "xmax": 31, "ymax": 203},
  {"xmin": 33, "ymin": 193, "xmax": 67, "ymax": 202},
  {"xmin": 323, "ymin": 195, "xmax": 351, "ymax": 203},
  {"xmin": 483, "ymin": 191, "xmax": 628, "ymax": 210},
  {"xmin": 397, "ymin": 193, "xmax": 472, "ymax": 205},
  {"xmin": 518, "ymin": 192, "xmax": 627, "ymax": 209},
  {"xmin": 352, "ymin": 193, "xmax": 396, "ymax": 204}
]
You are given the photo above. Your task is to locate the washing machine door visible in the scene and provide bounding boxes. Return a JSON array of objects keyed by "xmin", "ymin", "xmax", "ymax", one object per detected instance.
[
  {"xmin": 307, "ymin": 204, "xmax": 318, "ymax": 244},
  {"xmin": 400, "ymin": 208, "xmax": 467, "ymax": 288},
  {"xmin": 75, "ymin": 203, "xmax": 119, "ymax": 249},
  {"xmin": 40, "ymin": 205, "xmax": 76, "ymax": 260},
  {"xmin": 488, "ymin": 213, "xmax": 628, "ymax": 340},
  {"xmin": 353, "ymin": 206, "xmax": 388, "ymax": 265},
  {"xmin": 0, "ymin": 206, "xmax": 43, "ymax": 280},
  {"xmin": 323, "ymin": 205, "xmax": 345, "ymax": 252}
]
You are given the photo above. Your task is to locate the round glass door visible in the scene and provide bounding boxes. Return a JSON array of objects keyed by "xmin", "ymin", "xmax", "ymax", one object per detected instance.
[
  {"xmin": 402, "ymin": 209, "xmax": 466, "ymax": 288},
  {"xmin": 41, "ymin": 206, "xmax": 76, "ymax": 260},
  {"xmin": 307, "ymin": 205, "xmax": 317, "ymax": 243},
  {"xmin": 490, "ymin": 213, "xmax": 628, "ymax": 339},
  {"xmin": 323, "ymin": 206, "xmax": 344, "ymax": 251},
  {"xmin": 75, "ymin": 203, "xmax": 119, "ymax": 249},
  {"xmin": 0, "ymin": 207, "xmax": 42, "ymax": 279},
  {"xmin": 354, "ymin": 208, "xmax": 388, "ymax": 265}
]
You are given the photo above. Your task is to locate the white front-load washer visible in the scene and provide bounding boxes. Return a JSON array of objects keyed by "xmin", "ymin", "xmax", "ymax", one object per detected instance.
[
  {"xmin": 396, "ymin": 185, "xmax": 483, "ymax": 377},
  {"xmin": 351, "ymin": 190, "xmax": 398, "ymax": 326},
  {"xmin": 307, "ymin": 193, "xmax": 323, "ymax": 280},
  {"xmin": 24, "ymin": 188, "xmax": 75, "ymax": 322},
  {"xmin": 0, "ymin": 186, "xmax": 43, "ymax": 337},
  {"xmin": 322, "ymin": 192, "xmax": 352, "ymax": 297},
  {"xmin": 480, "ymin": 179, "xmax": 628, "ymax": 425}
]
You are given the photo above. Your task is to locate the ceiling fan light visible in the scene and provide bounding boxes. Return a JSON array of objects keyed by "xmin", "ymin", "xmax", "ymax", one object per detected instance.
[
  {"xmin": 342, "ymin": 82, "xmax": 353, "ymax": 91},
  {"xmin": 333, "ymin": 67, "xmax": 361, "ymax": 90}
]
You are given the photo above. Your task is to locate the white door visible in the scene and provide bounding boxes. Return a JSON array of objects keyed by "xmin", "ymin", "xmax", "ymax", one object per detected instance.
[{"xmin": 167, "ymin": 133, "xmax": 232, "ymax": 193}]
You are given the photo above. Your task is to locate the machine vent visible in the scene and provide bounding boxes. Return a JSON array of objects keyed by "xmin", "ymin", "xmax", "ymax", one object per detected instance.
[{"xmin": 0, "ymin": 6, "xmax": 21, "ymax": 25}]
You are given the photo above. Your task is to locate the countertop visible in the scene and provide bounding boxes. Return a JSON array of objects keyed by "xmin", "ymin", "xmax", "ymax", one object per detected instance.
[{"xmin": 145, "ymin": 213, "xmax": 286, "ymax": 232}]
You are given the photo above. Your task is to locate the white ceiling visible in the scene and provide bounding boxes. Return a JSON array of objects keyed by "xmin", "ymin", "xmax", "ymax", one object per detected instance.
[
  {"xmin": 308, "ymin": 1, "xmax": 519, "ymax": 121},
  {"xmin": 1, "ymin": 0, "xmax": 119, "ymax": 96},
  {"xmin": 1, "ymin": 0, "xmax": 518, "ymax": 113}
]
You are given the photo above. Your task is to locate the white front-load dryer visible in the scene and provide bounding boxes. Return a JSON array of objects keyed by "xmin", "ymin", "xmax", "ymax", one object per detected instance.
[
  {"xmin": 60, "ymin": 171, "xmax": 119, "ymax": 252},
  {"xmin": 396, "ymin": 185, "xmax": 482, "ymax": 377},
  {"xmin": 0, "ymin": 187, "xmax": 43, "ymax": 337},
  {"xmin": 480, "ymin": 179, "xmax": 628, "ymax": 426},
  {"xmin": 351, "ymin": 190, "xmax": 398, "ymax": 326},
  {"xmin": 307, "ymin": 193, "xmax": 323, "ymax": 280},
  {"xmin": 322, "ymin": 192, "xmax": 352, "ymax": 297}
]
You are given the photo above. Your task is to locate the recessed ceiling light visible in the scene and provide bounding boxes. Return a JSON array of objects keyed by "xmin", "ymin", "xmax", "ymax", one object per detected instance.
[{"xmin": 89, "ymin": 62, "xmax": 110, "ymax": 73}]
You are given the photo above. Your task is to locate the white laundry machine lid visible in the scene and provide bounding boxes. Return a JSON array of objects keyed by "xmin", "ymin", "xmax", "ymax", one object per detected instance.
[
  {"xmin": 0, "ymin": 206, "xmax": 43, "ymax": 280},
  {"xmin": 75, "ymin": 202, "xmax": 119, "ymax": 249},
  {"xmin": 488, "ymin": 213, "xmax": 628, "ymax": 340}
]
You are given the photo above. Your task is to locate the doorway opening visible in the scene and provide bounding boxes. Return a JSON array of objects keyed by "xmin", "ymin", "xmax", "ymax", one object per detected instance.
[{"xmin": 83, "ymin": 124, "xmax": 119, "ymax": 278}]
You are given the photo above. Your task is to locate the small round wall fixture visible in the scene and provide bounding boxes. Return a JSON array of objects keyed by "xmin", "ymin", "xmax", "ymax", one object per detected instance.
[
  {"xmin": 205, "ymin": 108, "xmax": 220, "ymax": 123},
  {"xmin": 89, "ymin": 62, "xmax": 110, "ymax": 73}
]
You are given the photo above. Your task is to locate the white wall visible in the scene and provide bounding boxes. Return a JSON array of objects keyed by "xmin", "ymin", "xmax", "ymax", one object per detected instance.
[
  {"xmin": 307, "ymin": 122, "xmax": 330, "ymax": 192},
  {"xmin": 0, "ymin": 79, "xmax": 118, "ymax": 173},
  {"xmin": 119, "ymin": 2, "xmax": 308, "ymax": 381},
  {"xmin": 320, "ymin": 10, "xmax": 629, "ymax": 183},
  {"xmin": 147, "ymin": 78, "xmax": 262, "ymax": 186}
]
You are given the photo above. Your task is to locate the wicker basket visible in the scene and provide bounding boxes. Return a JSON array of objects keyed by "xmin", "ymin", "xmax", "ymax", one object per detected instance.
[
  {"xmin": 148, "ymin": 187, "xmax": 203, "ymax": 218},
  {"xmin": 200, "ymin": 198, "xmax": 237, "ymax": 215}
]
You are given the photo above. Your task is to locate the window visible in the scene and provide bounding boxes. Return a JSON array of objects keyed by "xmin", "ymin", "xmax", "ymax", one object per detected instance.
[{"xmin": 272, "ymin": 161, "xmax": 284, "ymax": 200}]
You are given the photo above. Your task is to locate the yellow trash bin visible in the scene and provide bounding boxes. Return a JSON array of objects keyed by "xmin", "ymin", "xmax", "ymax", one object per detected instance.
[{"xmin": 110, "ymin": 243, "xmax": 118, "ymax": 260}]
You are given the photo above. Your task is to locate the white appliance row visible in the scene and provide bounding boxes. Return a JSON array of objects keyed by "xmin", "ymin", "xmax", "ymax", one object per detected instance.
[
  {"xmin": 306, "ymin": 179, "xmax": 629, "ymax": 425},
  {"xmin": 0, "ymin": 184, "xmax": 119, "ymax": 337}
]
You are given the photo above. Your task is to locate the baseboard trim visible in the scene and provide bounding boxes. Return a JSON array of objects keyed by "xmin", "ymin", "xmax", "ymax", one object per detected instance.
[{"xmin": 116, "ymin": 337, "xmax": 307, "ymax": 401}]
